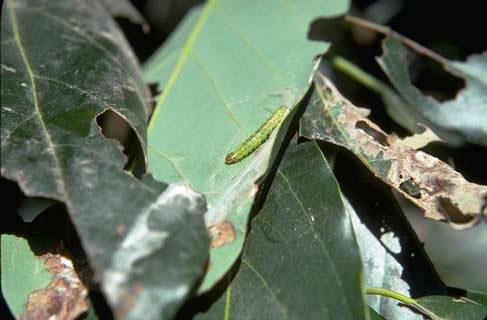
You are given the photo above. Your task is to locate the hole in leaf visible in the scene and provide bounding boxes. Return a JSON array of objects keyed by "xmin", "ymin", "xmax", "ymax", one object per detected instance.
[
  {"xmin": 407, "ymin": 51, "xmax": 466, "ymax": 102},
  {"xmin": 437, "ymin": 197, "xmax": 476, "ymax": 225},
  {"xmin": 355, "ymin": 120, "xmax": 390, "ymax": 146},
  {"xmin": 399, "ymin": 179, "xmax": 422, "ymax": 199},
  {"xmin": 96, "ymin": 109, "xmax": 145, "ymax": 175}
]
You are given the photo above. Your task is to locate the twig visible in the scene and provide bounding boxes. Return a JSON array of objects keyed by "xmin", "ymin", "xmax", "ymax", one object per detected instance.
[{"xmin": 345, "ymin": 15, "xmax": 449, "ymax": 65}]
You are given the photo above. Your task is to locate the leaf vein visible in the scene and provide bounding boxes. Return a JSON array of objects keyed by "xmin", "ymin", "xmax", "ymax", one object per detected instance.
[
  {"xmin": 216, "ymin": 6, "xmax": 287, "ymax": 85},
  {"xmin": 277, "ymin": 169, "xmax": 353, "ymax": 317},
  {"xmin": 148, "ymin": 145, "xmax": 186, "ymax": 181},
  {"xmin": 7, "ymin": 0, "xmax": 67, "ymax": 197},
  {"xmin": 242, "ymin": 258, "xmax": 289, "ymax": 319},
  {"xmin": 189, "ymin": 52, "xmax": 248, "ymax": 135}
]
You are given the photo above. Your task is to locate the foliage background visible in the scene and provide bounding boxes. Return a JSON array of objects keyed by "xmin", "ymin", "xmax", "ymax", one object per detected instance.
[{"xmin": 1, "ymin": 0, "xmax": 486, "ymax": 318}]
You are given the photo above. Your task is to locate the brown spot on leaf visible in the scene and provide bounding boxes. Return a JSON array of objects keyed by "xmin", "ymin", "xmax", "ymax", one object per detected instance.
[
  {"xmin": 112, "ymin": 281, "xmax": 145, "ymax": 319},
  {"xmin": 209, "ymin": 221, "xmax": 236, "ymax": 248},
  {"xmin": 113, "ymin": 291, "xmax": 136, "ymax": 320},
  {"xmin": 117, "ymin": 224, "xmax": 127, "ymax": 235},
  {"xmin": 20, "ymin": 251, "xmax": 88, "ymax": 320}
]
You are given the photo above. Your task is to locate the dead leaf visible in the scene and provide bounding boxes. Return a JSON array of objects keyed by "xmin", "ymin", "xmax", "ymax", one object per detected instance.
[
  {"xmin": 20, "ymin": 243, "xmax": 88, "ymax": 320},
  {"xmin": 300, "ymin": 73, "xmax": 487, "ymax": 229},
  {"xmin": 399, "ymin": 126, "xmax": 443, "ymax": 149}
]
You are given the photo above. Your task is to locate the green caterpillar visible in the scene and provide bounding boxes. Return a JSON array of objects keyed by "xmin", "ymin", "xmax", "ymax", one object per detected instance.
[{"xmin": 225, "ymin": 106, "xmax": 288, "ymax": 165}]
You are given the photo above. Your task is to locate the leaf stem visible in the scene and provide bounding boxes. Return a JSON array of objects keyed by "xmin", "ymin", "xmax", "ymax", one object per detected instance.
[
  {"xmin": 366, "ymin": 287, "xmax": 416, "ymax": 305},
  {"xmin": 332, "ymin": 56, "xmax": 384, "ymax": 93},
  {"xmin": 366, "ymin": 287, "xmax": 442, "ymax": 320},
  {"xmin": 344, "ymin": 15, "xmax": 448, "ymax": 65}
]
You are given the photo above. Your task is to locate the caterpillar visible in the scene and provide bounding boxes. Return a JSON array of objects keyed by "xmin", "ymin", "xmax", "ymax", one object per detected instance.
[{"xmin": 225, "ymin": 105, "xmax": 288, "ymax": 165}]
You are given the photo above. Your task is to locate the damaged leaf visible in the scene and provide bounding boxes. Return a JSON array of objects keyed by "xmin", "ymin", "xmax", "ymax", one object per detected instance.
[
  {"xmin": 208, "ymin": 220, "xmax": 235, "ymax": 248},
  {"xmin": 299, "ymin": 73, "xmax": 487, "ymax": 229},
  {"xmin": 196, "ymin": 139, "xmax": 368, "ymax": 320},
  {"xmin": 20, "ymin": 245, "xmax": 89, "ymax": 320},
  {"xmin": 1, "ymin": 1, "xmax": 209, "ymax": 319},
  {"xmin": 332, "ymin": 56, "xmax": 443, "ymax": 148},
  {"xmin": 332, "ymin": 55, "xmax": 423, "ymax": 134},
  {"xmin": 1, "ymin": 234, "xmax": 53, "ymax": 317},
  {"xmin": 99, "ymin": 0, "xmax": 148, "ymax": 31},
  {"xmin": 377, "ymin": 36, "xmax": 487, "ymax": 147},
  {"xmin": 144, "ymin": 0, "xmax": 350, "ymax": 293}
]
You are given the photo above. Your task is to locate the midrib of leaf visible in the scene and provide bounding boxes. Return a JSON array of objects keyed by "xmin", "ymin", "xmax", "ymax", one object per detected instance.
[
  {"xmin": 224, "ymin": 286, "xmax": 231, "ymax": 320},
  {"xmin": 242, "ymin": 258, "xmax": 289, "ymax": 319},
  {"xmin": 147, "ymin": 0, "xmax": 216, "ymax": 134},
  {"xmin": 277, "ymin": 168, "xmax": 354, "ymax": 320},
  {"xmin": 6, "ymin": 0, "xmax": 67, "ymax": 198}
]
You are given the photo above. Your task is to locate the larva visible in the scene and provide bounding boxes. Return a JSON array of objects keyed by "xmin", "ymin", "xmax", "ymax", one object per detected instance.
[{"xmin": 225, "ymin": 106, "xmax": 288, "ymax": 165}]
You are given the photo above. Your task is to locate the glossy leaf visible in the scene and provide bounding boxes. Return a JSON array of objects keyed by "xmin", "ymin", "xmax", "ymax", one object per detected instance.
[
  {"xmin": 369, "ymin": 308, "xmax": 385, "ymax": 320},
  {"xmin": 0, "ymin": 1, "xmax": 209, "ymax": 319},
  {"xmin": 466, "ymin": 291, "xmax": 487, "ymax": 307},
  {"xmin": 99, "ymin": 0, "xmax": 148, "ymax": 30},
  {"xmin": 144, "ymin": 0, "xmax": 350, "ymax": 293},
  {"xmin": 339, "ymin": 158, "xmax": 446, "ymax": 320},
  {"xmin": 196, "ymin": 139, "xmax": 368, "ymax": 320},
  {"xmin": 416, "ymin": 295, "xmax": 487, "ymax": 320},
  {"xmin": 377, "ymin": 36, "xmax": 487, "ymax": 147}
]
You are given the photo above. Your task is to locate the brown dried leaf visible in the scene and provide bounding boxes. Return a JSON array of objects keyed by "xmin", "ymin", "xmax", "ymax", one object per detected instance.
[
  {"xmin": 20, "ymin": 243, "xmax": 88, "ymax": 320},
  {"xmin": 398, "ymin": 126, "xmax": 443, "ymax": 149},
  {"xmin": 300, "ymin": 73, "xmax": 487, "ymax": 229}
]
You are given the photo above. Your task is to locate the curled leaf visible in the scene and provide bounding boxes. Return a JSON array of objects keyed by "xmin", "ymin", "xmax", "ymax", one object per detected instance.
[{"xmin": 300, "ymin": 73, "xmax": 487, "ymax": 229}]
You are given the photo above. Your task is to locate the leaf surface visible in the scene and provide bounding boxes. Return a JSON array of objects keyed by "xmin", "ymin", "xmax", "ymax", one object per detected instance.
[
  {"xmin": 0, "ymin": 1, "xmax": 209, "ymax": 318},
  {"xmin": 1, "ymin": 234, "xmax": 53, "ymax": 317},
  {"xmin": 144, "ymin": 0, "xmax": 350, "ymax": 292},
  {"xmin": 196, "ymin": 139, "xmax": 368, "ymax": 320},
  {"xmin": 377, "ymin": 36, "xmax": 487, "ymax": 147},
  {"xmin": 416, "ymin": 295, "xmax": 487, "ymax": 320}
]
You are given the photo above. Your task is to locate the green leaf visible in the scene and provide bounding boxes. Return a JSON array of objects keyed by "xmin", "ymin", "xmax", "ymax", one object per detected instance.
[
  {"xmin": 340, "ymin": 159, "xmax": 448, "ymax": 319},
  {"xmin": 99, "ymin": 0, "xmax": 148, "ymax": 30},
  {"xmin": 1, "ymin": 1, "xmax": 209, "ymax": 319},
  {"xmin": 1, "ymin": 0, "xmax": 150, "ymax": 192},
  {"xmin": 346, "ymin": 199, "xmax": 434, "ymax": 320},
  {"xmin": 144, "ymin": 0, "xmax": 350, "ymax": 293},
  {"xmin": 367, "ymin": 287, "xmax": 487, "ymax": 320},
  {"xmin": 368, "ymin": 307, "xmax": 385, "ymax": 320},
  {"xmin": 1, "ymin": 234, "xmax": 53, "ymax": 317},
  {"xmin": 17, "ymin": 196, "xmax": 56, "ymax": 222},
  {"xmin": 416, "ymin": 295, "xmax": 487, "ymax": 320},
  {"xmin": 377, "ymin": 36, "xmax": 487, "ymax": 147},
  {"xmin": 196, "ymin": 139, "xmax": 368, "ymax": 320},
  {"xmin": 466, "ymin": 290, "xmax": 487, "ymax": 307}
]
